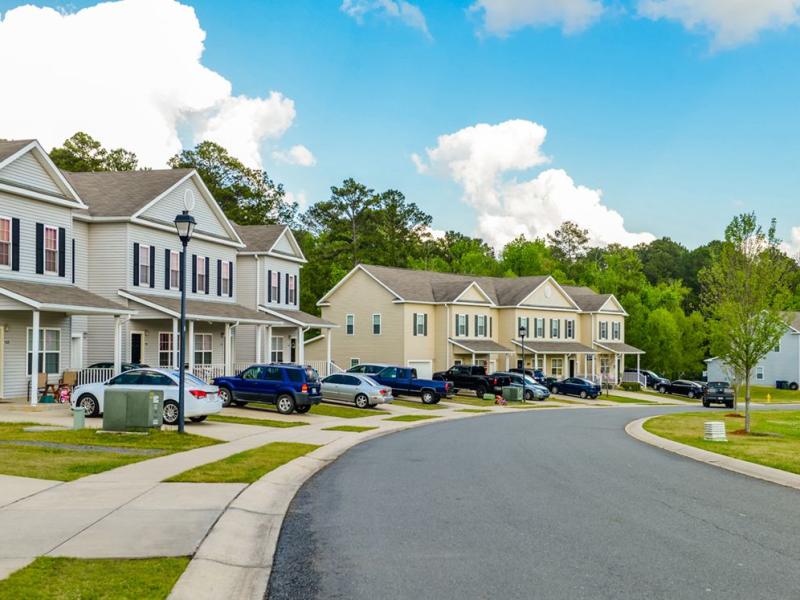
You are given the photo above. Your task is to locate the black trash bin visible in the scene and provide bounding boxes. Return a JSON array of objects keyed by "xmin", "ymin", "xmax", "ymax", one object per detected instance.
[{"xmin": 776, "ymin": 380, "xmax": 788, "ymax": 390}]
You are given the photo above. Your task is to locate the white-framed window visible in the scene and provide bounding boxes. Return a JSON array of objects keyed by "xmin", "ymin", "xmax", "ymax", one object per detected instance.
[
  {"xmin": 170, "ymin": 251, "xmax": 180, "ymax": 289},
  {"xmin": 774, "ymin": 340, "xmax": 781, "ymax": 353},
  {"xmin": 27, "ymin": 328, "xmax": 60, "ymax": 375},
  {"xmin": 600, "ymin": 356, "xmax": 610, "ymax": 375},
  {"xmin": 0, "ymin": 217, "xmax": 10, "ymax": 268},
  {"xmin": 454, "ymin": 359, "xmax": 463, "ymax": 366},
  {"xmin": 372, "ymin": 314, "xmax": 381, "ymax": 335},
  {"xmin": 194, "ymin": 333, "xmax": 213, "ymax": 365},
  {"xmin": 535, "ymin": 318, "xmax": 544, "ymax": 338},
  {"xmin": 517, "ymin": 316, "xmax": 530, "ymax": 337},
  {"xmin": 271, "ymin": 336, "xmax": 284, "ymax": 363},
  {"xmin": 137, "ymin": 243, "xmax": 150, "ymax": 286},
  {"xmin": 599, "ymin": 321, "xmax": 609, "ymax": 340},
  {"xmin": 457, "ymin": 314, "xmax": 467, "ymax": 337},
  {"xmin": 477, "ymin": 315, "xmax": 487, "ymax": 337},
  {"xmin": 550, "ymin": 319, "xmax": 560, "ymax": 338},
  {"xmin": 196, "ymin": 256, "xmax": 206, "ymax": 292},
  {"xmin": 288, "ymin": 275, "xmax": 296, "ymax": 304},
  {"xmin": 346, "ymin": 314, "xmax": 355, "ymax": 336},
  {"xmin": 535, "ymin": 355, "xmax": 544, "ymax": 370},
  {"xmin": 551, "ymin": 357, "xmax": 563, "ymax": 377},
  {"xmin": 416, "ymin": 313, "xmax": 426, "ymax": 336},
  {"xmin": 350, "ymin": 357, "xmax": 360, "ymax": 368},
  {"xmin": 158, "ymin": 332, "xmax": 174, "ymax": 367},
  {"xmin": 612, "ymin": 322, "xmax": 621, "ymax": 340},
  {"xmin": 44, "ymin": 225, "xmax": 58, "ymax": 274},
  {"xmin": 756, "ymin": 366, "xmax": 765, "ymax": 381},
  {"xmin": 221, "ymin": 261, "xmax": 231, "ymax": 295},
  {"xmin": 271, "ymin": 272, "xmax": 280, "ymax": 302},
  {"xmin": 565, "ymin": 320, "xmax": 575, "ymax": 339}
]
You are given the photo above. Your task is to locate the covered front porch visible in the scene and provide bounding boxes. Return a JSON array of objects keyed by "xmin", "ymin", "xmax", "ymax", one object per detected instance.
[
  {"xmin": 511, "ymin": 340, "xmax": 598, "ymax": 380},
  {"xmin": 257, "ymin": 305, "xmax": 338, "ymax": 375},
  {"xmin": 593, "ymin": 341, "xmax": 646, "ymax": 385},
  {"xmin": 448, "ymin": 338, "xmax": 515, "ymax": 373}
]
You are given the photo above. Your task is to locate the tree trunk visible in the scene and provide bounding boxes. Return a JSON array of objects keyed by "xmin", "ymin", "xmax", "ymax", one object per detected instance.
[{"xmin": 745, "ymin": 376, "xmax": 751, "ymax": 433}]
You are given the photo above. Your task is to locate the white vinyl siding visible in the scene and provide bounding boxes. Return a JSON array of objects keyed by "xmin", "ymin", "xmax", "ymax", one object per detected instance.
[
  {"xmin": 0, "ymin": 151, "xmax": 63, "ymax": 195},
  {"xmin": 139, "ymin": 178, "xmax": 231, "ymax": 240}
]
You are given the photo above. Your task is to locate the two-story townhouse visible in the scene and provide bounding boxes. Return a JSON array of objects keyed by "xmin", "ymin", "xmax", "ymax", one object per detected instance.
[
  {"xmin": 63, "ymin": 169, "xmax": 281, "ymax": 380},
  {"xmin": 233, "ymin": 223, "xmax": 336, "ymax": 370},
  {"xmin": 307, "ymin": 264, "xmax": 643, "ymax": 382},
  {"xmin": 0, "ymin": 140, "xmax": 132, "ymax": 404}
]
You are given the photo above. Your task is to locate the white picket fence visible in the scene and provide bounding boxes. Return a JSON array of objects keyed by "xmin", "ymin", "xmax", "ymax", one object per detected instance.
[{"xmin": 76, "ymin": 368, "xmax": 114, "ymax": 386}]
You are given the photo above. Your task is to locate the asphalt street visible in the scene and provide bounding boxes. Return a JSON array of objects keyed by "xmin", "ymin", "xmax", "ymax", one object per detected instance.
[{"xmin": 268, "ymin": 406, "xmax": 800, "ymax": 599}]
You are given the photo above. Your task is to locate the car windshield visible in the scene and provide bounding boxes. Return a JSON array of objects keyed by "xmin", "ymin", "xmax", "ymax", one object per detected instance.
[{"xmin": 708, "ymin": 382, "xmax": 729, "ymax": 389}]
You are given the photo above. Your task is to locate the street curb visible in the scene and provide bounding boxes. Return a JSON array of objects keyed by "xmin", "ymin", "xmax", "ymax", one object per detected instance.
[
  {"xmin": 168, "ymin": 410, "xmax": 482, "ymax": 600},
  {"xmin": 625, "ymin": 416, "xmax": 800, "ymax": 492}
]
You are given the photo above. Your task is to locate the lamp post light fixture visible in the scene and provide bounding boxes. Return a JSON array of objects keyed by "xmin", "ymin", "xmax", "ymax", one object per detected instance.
[
  {"xmin": 518, "ymin": 323, "xmax": 527, "ymax": 404},
  {"xmin": 174, "ymin": 207, "xmax": 196, "ymax": 434}
]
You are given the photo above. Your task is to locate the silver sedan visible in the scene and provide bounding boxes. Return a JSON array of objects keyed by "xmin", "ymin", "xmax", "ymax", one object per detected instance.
[{"xmin": 321, "ymin": 373, "xmax": 393, "ymax": 408}]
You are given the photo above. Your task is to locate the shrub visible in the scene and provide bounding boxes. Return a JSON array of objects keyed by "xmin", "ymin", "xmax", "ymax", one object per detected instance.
[{"xmin": 620, "ymin": 382, "xmax": 642, "ymax": 392}]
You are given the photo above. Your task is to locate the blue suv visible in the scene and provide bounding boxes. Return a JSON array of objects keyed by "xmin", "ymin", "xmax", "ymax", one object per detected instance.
[{"xmin": 214, "ymin": 364, "xmax": 322, "ymax": 414}]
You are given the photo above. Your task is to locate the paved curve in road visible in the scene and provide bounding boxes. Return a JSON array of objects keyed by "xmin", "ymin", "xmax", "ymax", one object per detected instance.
[{"xmin": 268, "ymin": 407, "xmax": 800, "ymax": 599}]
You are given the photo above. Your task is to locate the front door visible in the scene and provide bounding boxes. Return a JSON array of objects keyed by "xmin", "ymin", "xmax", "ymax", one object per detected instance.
[
  {"xmin": 569, "ymin": 358, "xmax": 576, "ymax": 378},
  {"xmin": 131, "ymin": 332, "xmax": 143, "ymax": 364},
  {"xmin": 290, "ymin": 338, "xmax": 296, "ymax": 364}
]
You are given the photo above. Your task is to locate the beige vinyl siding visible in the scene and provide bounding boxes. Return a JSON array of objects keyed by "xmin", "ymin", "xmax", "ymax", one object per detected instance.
[
  {"xmin": 139, "ymin": 178, "xmax": 230, "ymax": 240},
  {"xmin": 403, "ymin": 303, "xmax": 436, "ymax": 368},
  {"xmin": 0, "ymin": 152, "xmax": 63, "ymax": 195},
  {"xmin": 433, "ymin": 305, "xmax": 449, "ymax": 370},
  {"xmin": 596, "ymin": 314, "xmax": 625, "ymax": 342},
  {"xmin": 513, "ymin": 308, "xmax": 581, "ymax": 341},
  {"xmin": 518, "ymin": 280, "xmax": 575, "ymax": 309}
]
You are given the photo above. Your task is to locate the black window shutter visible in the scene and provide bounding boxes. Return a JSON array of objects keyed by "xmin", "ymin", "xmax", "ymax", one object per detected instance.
[
  {"xmin": 71, "ymin": 238, "xmax": 75, "ymax": 283},
  {"xmin": 489, "ymin": 317, "xmax": 493, "ymax": 338},
  {"xmin": 229, "ymin": 263, "xmax": 234, "ymax": 298},
  {"xmin": 277, "ymin": 273, "xmax": 281, "ymax": 303},
  {"xmin": 204, "ymin": 256, "xmax": 210, "ymax": 293},
  {"xmin": 57, "ymin": 227, "xmax": 66, "ymax": 277},
  {"xmin": 413, "ymin": 313, "xmax": 417, "ymax": 336},
  {"xmin": 164, "ymin": 249, "xmax": 171, "ymax": 290},
  {"xmin": 465, "ymin": 315, "xmax": 469, "ymax": 337},
  {"xmin": 474, "ymin": 315, "xmax": 478, "ymax": 335},
  {"xmin": 217, "ymin": 259, "xmax": 222, "ymax": 296},
  {"xmin": 191, "ymin": 254, "xmax": 197, "ymax": 293},
  {"xmin": 455, "ymin": 313, "xmax": 459, "ymax": 335},
  {"xmin": 285, "ymin": 273, "xmax": 289, "ymax": 304},
  {"xmin": 149, "ymin": 245, "xmax": 155, "ymax": 288},
  {"xmin": 423, "ymin": 313, "xmax": 428, "ymax": 336},
  {"xmin": 179, "ymin": 251, "xmax": 184, "ymax": 292},
  {"xmin": 132, "ymin": 242, "xmax": 140, "ymax": 285},
  {"xmin": 11, "ymin": 218, "xmax": 20, "ymax": 271},
  {"xmin": 293, "ymin": 275, "xmax": 298, "ymax": 305},
  {"xmin": 267, "ymin": 270, "xmax": 272, "ymax": 302},
  {"xmin": 35, "ymin": 223, "xmax": 44, "ymax": 274}
]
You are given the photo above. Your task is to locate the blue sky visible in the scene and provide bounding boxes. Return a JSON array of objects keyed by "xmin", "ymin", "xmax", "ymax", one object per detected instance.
[{"xmin": 2, "ymin": 0, "xmax": 799, "ymax": 250}]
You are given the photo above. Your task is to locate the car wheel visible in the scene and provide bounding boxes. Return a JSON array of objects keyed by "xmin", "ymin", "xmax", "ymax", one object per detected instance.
[
  {"xmin": 702, "ymin": 400, "xmax": 709, "ymax": 408},
  {"xmin": 77, "ymin": 394, "xmax": 99, "ymax": 417},
  {"xmin": 233, "ymin": 401, "xmax": 248, "ymax": 407},
  {"xmin": 658, "ymin": 386, "xmax": 667, "ymax": 394},
  {"xmin": 550, "ymin": 385, "xmax": 559, "ymax": 394},
  {"xmin": 524, "ymin": 390, "xmax": 533, "ymax": 401},
  {"xmin": 687, "ymin": 391, "xmax": 694, "ymax": 399},
  {"xmin": 354, "ymin": 394, "xmax": 370, "ymax": 409},
  {"xmin": 421, "ymin": 390, "xmax": 436, "ymax": 404},
  {"xmin": 726, "ymin": 401, "xmax": 734, "ymax": 409},
  {"xmin": 276, "ymin": 394, "xmax": 295, "ymax": 415},
  {"xmin": 218, "ymin": 387, "xmax": 233, "ymax": 407},
  {"xmin": 475, "ymin": 385, "xmax": 486, "ymax": 398},
  {"xmin": 791, "ymin": 382, "xmax": 799, "ymax": 391},
  {"xmin": 294, "ymin": 404, "xmax": 311, "ymax": 414},
  {"xmin": 580, "ymin": 391, "xmax": 587, "ymax": 399},
  {"xmin": 162, "ymin": 400, "xmax": 179, "ymax": 425},
  {"xmin": 189, "ymin": 416, "xmax": 207, "ymax": 423}
]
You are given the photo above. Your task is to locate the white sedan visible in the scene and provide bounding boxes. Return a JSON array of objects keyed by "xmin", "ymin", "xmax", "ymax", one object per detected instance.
[{"xmin": 72, "ymin": 368, "xmax": 223, "ymax": 425}]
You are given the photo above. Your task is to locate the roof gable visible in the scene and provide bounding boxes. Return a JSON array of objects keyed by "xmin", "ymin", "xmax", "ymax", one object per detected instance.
[
  {"xmin": 517, "ymin": 277, "xmax": 578, "ymax": 309},
  {"xmin": 598, "ymin": 295, "xmax": 626, "ymax": 314},
  {"xmin": 453, "ymin": 281, "xmax": 494, "ymax": 305},
  {"xmin": 0, "ymin": 140, "xmax": 84, "ymax": 206}
]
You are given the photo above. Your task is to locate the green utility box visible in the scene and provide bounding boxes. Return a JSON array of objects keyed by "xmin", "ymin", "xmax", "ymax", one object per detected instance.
[
  {"xmin": 502, "ymin": 386, "xmax": 523, "ymax": 402},
  {"xmin": 102, "ymin": 390, "xmax": 164, "ymax": 432}
]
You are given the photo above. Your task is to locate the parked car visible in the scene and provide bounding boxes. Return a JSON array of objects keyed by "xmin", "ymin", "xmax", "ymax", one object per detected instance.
[
  {"xmin": 321, "ymin": 373, "xmax": 393, "ymax": 408},
  {"xmin": 433, "ymin": 365, "xmax": 496, "ymax": 396},
  {"xmin": 347, "ymin": 363, "xmax": 391, "ymax": 375},
  {"xmin": 490, "ymin": 372, "xmax": 550, "ymax": 401},
  {"xmin": 86, "ymin": 362, "xmax": 150, "ymax": 372},
  {"xmin": 214, "ymin": 364, "xmax": 322, "ymax": 414},
  {"xmin": 369, "ymin": 366, "xmax": 453, "ymax": 404},
  {"xmin": 72, "ymin": 368, "xmax": 222, "ymax": 424},
  {"xmin": 549, "ymin": 377, "xmax": 601, "ymax": 399},
  {"xmin": 703, "ymin": 381, "xmax": 734, "ymax": 408},
  {"xmin": 624, "ymin": 368, "xmax": 670, "ymax": 389},
  {"xmin": 510, "ymin": 367, "xmax": 546, "ymax": 383},
  {"xmin": 658, "ymin": 379, "xmax": 706, "ymax": 399}
]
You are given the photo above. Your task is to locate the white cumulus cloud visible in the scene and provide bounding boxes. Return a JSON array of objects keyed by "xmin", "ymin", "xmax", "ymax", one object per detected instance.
[
  {"xmin": 341, "ymin": 0, "xmax": 431, "ymax": 38},
  {"xmin": 413, "ymin": 119, "xmax": 654, "ymax": 250},
  {"xmin": 470, "ymin": 0, "xmax": 606, "ymax": 35},
  {"xmin": 638, "ymin": 0, "xmax": 800, "ymax": 49},
  {"xmin": 0, "ymin": 0, "xmax": 306, "ymax": 169},
  {"xmin": 272, "ymin": 145, "xmax": 317, "ymax": 167}
]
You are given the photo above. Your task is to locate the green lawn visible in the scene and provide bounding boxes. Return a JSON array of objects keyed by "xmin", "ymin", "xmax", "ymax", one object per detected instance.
[
  {"xmin": 600, "ymin": 395, "xmax": 660, "ymax": 405},
  {"xmin": 638, "ymin": 389, "xmax": 700, "ymax": 402},
  {"xmin": 166, "ymin": 441, "xmax": 320, "ymax": 483},
  {"xmin": 0, "ymin": 556, "xmax": 189, "ymax": 600},
  {"xmin": 443, "ymin": 396, "xmax": 497, "ymax": 407},
  {"xmin": 245, "ymin": 402, "xmax": 379, "ymax": 419},
  {"xmin": 0, "ymin": 422, "xmax": 218, "ymax": 481},
  {"xmin": 455, "ymin": 408, "xmax": 492, "ymax": 413},
  {"xmin": 323, "ymin": 425, "xmax": 379, "ymax": 432},
  {"xmin": 638, "ymin": 385, "xmax": 800, "ymax": 404},
  {"xmin": 384, "ymin": 414, "xmax": 440, "ymax": 422},
  {"xmin": 644, "ymin": 411, "xmax": 800, "ymax": 474},
  {"xmin": 391, "ymin": 399, "xmax": 446, "ymax": 411},
  {"xmin": 208, "ymin": 414, "xmax": 308, "ymax": 428}
]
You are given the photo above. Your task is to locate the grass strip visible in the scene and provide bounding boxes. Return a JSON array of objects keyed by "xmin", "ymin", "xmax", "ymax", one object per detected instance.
[
  {"xmin": 599, "ymin": 395, "xmax": 660, "ymax": 405},
  {"xmin": 0, "ymin": 556, "xmax": 189, "ymax": 600},
  {"xmin": 166, "ymin": 441, "xmax": 320, "ymax": 483},
  {"xmin": 247, "ymin": 402, "xmax": 378, "ymax": 419},
  {"xmin": 0, "ymin": 422, "xmax": 217, "ymax": 481},
  {"xmin": 443, "ymin": 396, "xmax": 497, "ymax": 407},
  {"xmin": 644, "ymin": 411, "xmax": 800, "ymax": 475},
  {"xmin": 323, "ymin": 425, "xmax": 379, "ymax": 432},
  {"xmin": 391, "ymin": 399, "xmax": 446, "ymax": 411},
  {"xmin": 208, "ymin": 414, "xmax": 308, "ymax": 428},
  {"xmin": 384, "ymin": 415, "xmax": 440, "ymax": 422}
]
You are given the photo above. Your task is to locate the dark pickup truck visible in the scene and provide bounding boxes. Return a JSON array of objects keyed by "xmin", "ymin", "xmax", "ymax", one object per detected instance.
[
  {"xmin": 703, "ymin": 381, "xmax": 734, "ymax": 408},
  {"xmin": 370, "ymin": 366, "xmax": 453, "ymax": 405},
  {"xmin": 433, "ymin": 365, "xmax": 497, "ymax": 397}
]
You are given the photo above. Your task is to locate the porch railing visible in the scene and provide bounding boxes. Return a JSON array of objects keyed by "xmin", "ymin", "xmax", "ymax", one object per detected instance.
[
  {"xmin": 621, "ymin": 371, "xmax": 646, "ymax": 386},
  {"xmin": 77, "ymin": 368, "xmax": 114, "ymax": 386},
  {"xmin": 307, "ymin": 360, "xmax": 344, "ymax": 377},
  {"xmin": 192, "ymin": 364, "xmax": 227, "ymax": 383}
]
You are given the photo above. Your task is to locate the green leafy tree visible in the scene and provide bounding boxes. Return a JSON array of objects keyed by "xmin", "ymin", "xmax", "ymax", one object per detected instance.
[
  {"xmin": 411, "ymin": 232, "xmax": 500, "ymax": 276},
  {"xmin": 701, "ymin": 213, "xmax": 792, "ymax": 432},
  {"xmin": 500, "ymin": 236, "xmax": 559, "ymax": 277},
  {"xmin": 50, "ymin": 132, "xmax": 139, "ymax": 172},
  {"xmin": 373, "ymin": 189, "xmax": 432, "ymax": 267},
  {"xmin": 636, "ymin": 237, "xmax": 689, "ymax": 285},
  {"xmin": 168, "ymin": 141, "xmax": 296, "ymax": 226},
  {"xmin": 547, "ymin": 221, "xmax": 590, "ymax": 266}
]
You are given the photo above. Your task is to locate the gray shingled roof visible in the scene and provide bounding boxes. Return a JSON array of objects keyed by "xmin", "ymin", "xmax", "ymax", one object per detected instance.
[
  {"xmin": 449, "ymin": 338, "xmax": 514, "ymax": 353},
  {"xmin": 258, "ymin": 305, "xmax": 336, "ymax": 327},
  {"xmin": 62, "ymin": 169, "xmax": 192, "ymax": 217},
  {"xmin": 789, "ymin": 312, "xmax": 800, "ymax": 331},
  {"xmin": 124, "ymin": 292, "xmax": 280, "ymax": 323},
  {"xmin": 515, "ymin": 340, "xmax": 596, "ymax": 354},
  {"xmin": 0, "ymin": 280, "xmax": 130, "ymax": 312},
  {"xmin": 0, "ymin": 139, "xmax": 33, "ymax": 163},
  {"xmin": 233, "ymin": 224, "xmax": 286, "ymax": 253},
  {"xmin": 593, "ymin": 341, "xmax": 644, "ymax": 354}
]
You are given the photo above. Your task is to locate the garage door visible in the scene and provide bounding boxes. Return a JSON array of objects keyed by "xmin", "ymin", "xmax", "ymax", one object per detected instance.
[{"xmin": 408, "ymin": 360, "xmax": 433, "ymax": 379}]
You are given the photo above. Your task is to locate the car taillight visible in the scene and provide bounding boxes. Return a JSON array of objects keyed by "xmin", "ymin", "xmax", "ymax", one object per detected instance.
[
  {"xmin": 189, "ymin": 389, "xmax": 207, "ymax": 398},
  {"xmin": 301, "ymin": 383, "xmax": 308, "ymax": 393},
  {"xmin": 492, "ymin": 378, "xmax": 497, "ymax": 385},
  {"xmin": 379, "ymin": 388, "xmax": 387, "ymax": 395}
]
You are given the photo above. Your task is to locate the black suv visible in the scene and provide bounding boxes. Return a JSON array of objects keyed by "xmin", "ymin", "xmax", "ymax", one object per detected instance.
[
  {"xmin": 433, "ymin": 365, "xmax": 495, "ymax": 396},
  {"xmin": 624, "ymin": 369, "xmax": 670, "ymax": 389}
]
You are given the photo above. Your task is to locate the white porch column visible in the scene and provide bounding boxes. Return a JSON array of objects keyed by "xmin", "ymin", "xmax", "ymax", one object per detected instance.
[
  {"xmin": 472, "ymin": 352, "xmax": 476, "ymax": 366},
  {"xmin": 113, "ymin": 315, "xmax": 122, "ymax": 376},
  {"xmin": 543, "ymin": 355, "xmax": 547, "ymax": 375},
  {"xmin": 224, "ymin": 323, "xmax": 232, "ymax": 374},
  {"xmin": 172, "ymin": 318, "xmax": 179, "ymax": 369},
  {"xmin": 636, "ymin": 353, "xmax": 641, "ymax": 382},
  {"xmin": 29, "ymin": 310, "xmax": 40, "ymax": 406},
  {"xmin": 326, "ymin": 331, "xmax": 332, "ymax": 375},
  {"xmin": 592, "ymin": 354, "xmax": 597, "ymax": 379},
  {"xmin": 505, "ymin": 353, "xmax": 510, "ymax": 370},
  {"xmin": 265, "ymin": 326, "xmax": 273, "ymax": 364},
  {"xmin": 296, "ymin": 326, "xmax": 304, "ymax": 365},
  {"xmin": 188, "ymin": 320, "xmax": 195, "ymax": 371},
  {"xmin": 255, "ymin": 324, "xmax": 263, "ymax": 364}
]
